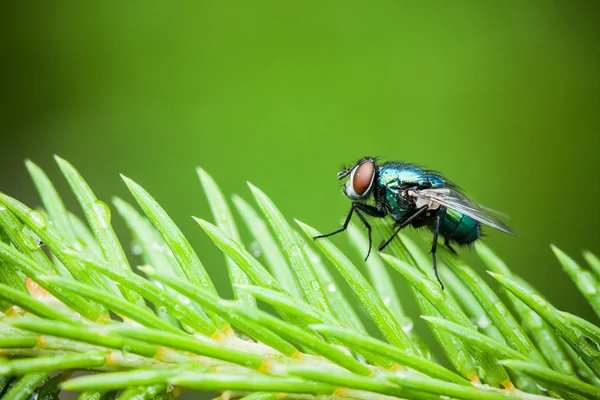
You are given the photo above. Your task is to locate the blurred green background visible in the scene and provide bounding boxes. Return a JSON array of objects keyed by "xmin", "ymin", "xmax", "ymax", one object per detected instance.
[{"xmin": 1, "ymin": 0, "xmax": 599, "ymax": 390}]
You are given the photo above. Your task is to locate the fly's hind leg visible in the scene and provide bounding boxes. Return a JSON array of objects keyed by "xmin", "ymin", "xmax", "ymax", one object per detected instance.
[
  {"xmin": 431, "ymin": 214, "xmax": 444, "ymax": 290},
  {"xmin": 444, "ymin": 237, "xmax": 458, "ymax": 255}
]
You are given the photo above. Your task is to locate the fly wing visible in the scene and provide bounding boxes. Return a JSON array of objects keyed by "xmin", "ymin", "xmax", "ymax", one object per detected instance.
[
  {"xmin": 478, "ymin": 204, "xmax": 510, "ymax": 219},
  {"xmin": 410, "ymin": 188, "xmax": 517, "ymax": 236}
]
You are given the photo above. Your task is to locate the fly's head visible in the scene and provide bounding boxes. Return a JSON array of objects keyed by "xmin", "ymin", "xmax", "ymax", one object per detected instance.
[{"xmin": 338, "ymin": 157, "xmax": 377, "ymax": 200}]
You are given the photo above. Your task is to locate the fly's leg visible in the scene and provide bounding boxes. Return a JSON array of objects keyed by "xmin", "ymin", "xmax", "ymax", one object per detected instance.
[
  {"xmin": 431, "ymin": 214, "xmax": 444, "ymax": 290},
  {"xmin": 378, "ymin": 205, "xmax": 428, "ymax": 253},
  {"xmin": 435, "ymin": 206, "xmax": 457, "ymax": 256},
  {"xmin": 444, "ymin": 237, "xmax": 458, "ymax": 255},
  {"xmin": 314, "ymin": 202, "xmax": 386, "ymax": 260},
  {"xmin": 354, "ymin": 209, "xmax": 374, "ymax": 261}
]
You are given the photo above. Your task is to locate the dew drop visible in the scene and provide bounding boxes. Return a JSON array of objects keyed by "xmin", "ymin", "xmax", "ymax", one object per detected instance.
[
  {"xmin": 183, "ymin": 326, "xmax": 196, "ymax": 335},
  {"xmin": 157, "ymin": 306, "xmax": 167, "ymax": 314},
  {"xmin": 249, "ymin": 241, "xmax": 262, "ymax": 258},
  {"xmin": 477, "ymin": 316, "xmax": 490, "ymax": 329},
  {"xmin": 290, "ymin": 244, "xmax": 302, "ymax": 258},
  {"xmin": 310, "ymin": 279, "xmax": 320, "ymax": 291},
  {"xmin": 0, "ymin": 205, "xmax": 5, "ymax": 211},
  {"xmin": 327, "ymin": 283, "xmax": 336, "ymax": 293},
  {"xmin": 178, "ymin": 295, "xmax": 191, "ymax": 305},
  {"xmin": 294, "ymin": 232, "xmax": 306, "ymax": 246},
  {"xmin": 131, "ymin": 241, "xmax": 143, "ymax": 255},
  {"xmin": 172, "ymin": 304, "xmax": 185, "ymax": 319},
  {"xmin": 28, "ymin": 211, "xmax": 47, "ymax": 230},
  {"xmin": 21, "ymin": 226, "xmax": 42, "ymax": 250},
  {"xmin": 121, "ymin": 345, "xmax": 131, "ymax": 353},
  {"xmin": 402, "ymin": 321, "xmax": 414, "ymax": 333},
  {"xmin": 154, "ymin": 281, "xmax": 164, "ymax": 290},
  {"xmin": 92, "ymin": 201, "xmax": 111, "ymax": 228},
  {"xmin": 382, "ymin": 296, "xmax": 391, "ymax": 307},
  {"xmin": 536, "ymin": 383, "xmax": 547, "ymax": 392}
]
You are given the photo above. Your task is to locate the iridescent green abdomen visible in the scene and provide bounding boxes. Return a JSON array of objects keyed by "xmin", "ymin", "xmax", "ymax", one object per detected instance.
[{"xmin": 439, "ymin": 208, "xmax": 481, "ymax": 245}]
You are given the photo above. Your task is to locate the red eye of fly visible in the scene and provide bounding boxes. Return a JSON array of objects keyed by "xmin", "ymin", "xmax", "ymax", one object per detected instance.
[{"xmin": 352, "ymin": 161, "xmax": 374, "ymax": 195}]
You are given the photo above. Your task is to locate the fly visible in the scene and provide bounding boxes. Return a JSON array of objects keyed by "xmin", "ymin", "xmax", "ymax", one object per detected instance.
[{"xmin": 314, "ymin": 157, "xmax": 517, "ymax": 289}]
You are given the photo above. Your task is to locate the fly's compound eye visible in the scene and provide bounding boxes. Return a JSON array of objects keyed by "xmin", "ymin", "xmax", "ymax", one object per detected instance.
[{"xmin": 346, "ymin": 161, "xmax": 375, "ymax": 199}]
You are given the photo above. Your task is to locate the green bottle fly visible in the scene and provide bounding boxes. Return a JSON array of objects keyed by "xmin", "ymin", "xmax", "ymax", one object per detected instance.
[{"xmin": 314, "ymin": 157, "xmax": 516, "ymax": 289}]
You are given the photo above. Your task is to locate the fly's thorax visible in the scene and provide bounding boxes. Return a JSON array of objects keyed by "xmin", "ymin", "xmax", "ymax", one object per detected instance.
[
  {"xmin": 377, "ymin": 165, "xmax": 447, "ymax": 221},
  {"xmin": 378, "ymin": 163, "xmax": 446, "ymax": 188},
  {"xmin": 379, "ymin": 182, "xmax": 412, "ymax": 220},
  {"xmin": 397, "ymin": 168, "xmax": 425, "ymax": 185},
  {"xmin": 377, "ymin": 166, "xmax": 402, "ymax": 188},
  {"xmin": 379, "ymin": 164, "xmax": 424, "ymax": 191}
]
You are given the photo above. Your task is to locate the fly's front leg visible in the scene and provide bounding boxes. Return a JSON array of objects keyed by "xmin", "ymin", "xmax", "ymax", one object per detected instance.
[
  {"xmin": 354, "ymin": 209, "xmax": 373, "ymax": 261},
  {"xmin": 313, "ymin": 202, "xmax": 386, "ymax": 260}
]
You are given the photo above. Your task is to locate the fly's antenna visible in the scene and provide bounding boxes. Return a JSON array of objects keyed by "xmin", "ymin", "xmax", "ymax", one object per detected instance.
[{"xmin": 337, "ymin": 169, "xmax": 351, "ymax": 180}]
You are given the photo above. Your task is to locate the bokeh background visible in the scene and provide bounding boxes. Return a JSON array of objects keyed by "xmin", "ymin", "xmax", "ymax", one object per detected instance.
[{"xmin": 1, "ymin": 1, "xmax": 599, "ymax": 397}]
